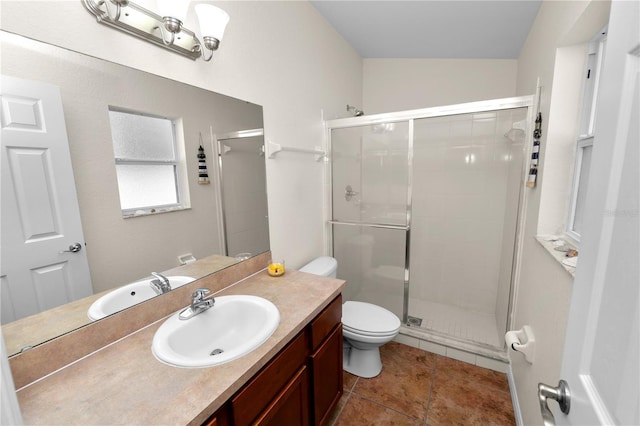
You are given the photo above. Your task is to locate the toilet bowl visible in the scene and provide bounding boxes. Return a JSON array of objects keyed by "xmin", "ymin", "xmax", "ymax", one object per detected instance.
[
  {"xmin": 299, "ymin": 257, "xmax": 401, "ymax": 378},
  {"xmin": 342, "ymin": 301, "xmax": 401, "ymax": 378}
]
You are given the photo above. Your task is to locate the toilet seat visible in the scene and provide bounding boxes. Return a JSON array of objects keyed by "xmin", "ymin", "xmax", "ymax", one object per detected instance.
[
  {"xmin": 342, "ymin": 301, "xmax": 401, "ymax": 336},
  {"xmin": 343, "ymin": 324, "xmax": 399, "ymax": 338}
]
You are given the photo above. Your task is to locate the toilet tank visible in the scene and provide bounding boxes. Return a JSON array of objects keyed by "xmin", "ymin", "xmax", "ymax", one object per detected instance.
[{"xmin": 299, "ymin": 256, "xmax": 337, "ymax": 278}]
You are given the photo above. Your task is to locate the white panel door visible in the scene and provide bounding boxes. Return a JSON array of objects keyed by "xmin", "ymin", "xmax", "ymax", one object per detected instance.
[
  {"xmin": 549, "ymin": 1, "xmax": 640, "ymax": 425},
  {"xmin": 1, "ymin": 75, "xmax": 92, "ymax": 324}
]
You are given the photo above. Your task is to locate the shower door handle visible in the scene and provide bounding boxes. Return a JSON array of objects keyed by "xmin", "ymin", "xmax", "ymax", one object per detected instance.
[{"xmin": 345, "ymin": 185, "xmax": 359, "ymax": 201}]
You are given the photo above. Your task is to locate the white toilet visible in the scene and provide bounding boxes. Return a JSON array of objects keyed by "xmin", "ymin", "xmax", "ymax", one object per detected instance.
[{"xmin": 300, "ymin": 256, "xmax": 401, "ymax": 378}]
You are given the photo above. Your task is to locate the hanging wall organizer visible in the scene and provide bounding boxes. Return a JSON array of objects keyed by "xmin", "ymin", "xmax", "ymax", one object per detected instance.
[
  {"xmin": 527, "ymin": 113, "xmax": 542, "ymax": 188},
  {"xmin": 197, "ymin": 133, "xmax": 210, "ymax": 184}
]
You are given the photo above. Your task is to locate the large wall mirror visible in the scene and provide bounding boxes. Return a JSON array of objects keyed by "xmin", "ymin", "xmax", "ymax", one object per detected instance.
[{"xmin": 0, "ymin": 31, "xmax": 270, "ymax": 356}]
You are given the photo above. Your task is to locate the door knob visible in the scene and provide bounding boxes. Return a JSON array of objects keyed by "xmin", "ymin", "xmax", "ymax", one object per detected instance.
[
  {"xmin": 538, "ymin": 380, "xmax": 570, "ymax": 426},
  {"xmin": 60, "ymin": 243, "xmax": 82, "ymax": 253}
]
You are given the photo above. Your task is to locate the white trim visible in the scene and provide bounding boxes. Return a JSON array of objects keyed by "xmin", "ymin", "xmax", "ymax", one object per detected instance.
[
  {"xmin": 566, "ymin": 137, "xmax": 594, "ymax": 240},
  {"xmin": 1, "ymin": 330, "xmax": 23, "ymax": 425},
  {"xmin": 507, "ymin": 364, "xmax": 524, "ymax": 426},
  {"xmin": 507, "ymin": 86, "xmax": 539, "ymax": 338},
  {"xmin": 586, "ymin": 35, "xmax": 607, "ymax": 136}
]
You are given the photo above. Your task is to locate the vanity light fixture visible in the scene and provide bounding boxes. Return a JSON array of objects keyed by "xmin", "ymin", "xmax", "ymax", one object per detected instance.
[{"xmin": 82, "ymin": 0, "xmax": 229, "ymax": 62}]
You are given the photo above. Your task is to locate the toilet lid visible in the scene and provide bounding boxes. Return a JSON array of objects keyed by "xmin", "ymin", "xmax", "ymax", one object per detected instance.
[{"xmin": 342, "ymin": 301, "xmax": 401, "ymax": 335}]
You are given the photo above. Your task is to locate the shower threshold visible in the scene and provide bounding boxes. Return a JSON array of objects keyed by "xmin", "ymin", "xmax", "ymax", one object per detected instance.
[{"xmin": 399, "ymin": 325, "xmax": 509, "ymax": 363}]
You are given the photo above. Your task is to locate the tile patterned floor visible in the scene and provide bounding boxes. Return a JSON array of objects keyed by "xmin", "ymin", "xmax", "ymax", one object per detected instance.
[{"xmin": 328, "ymin": 342, "xmax": 515, "ymax": 425}]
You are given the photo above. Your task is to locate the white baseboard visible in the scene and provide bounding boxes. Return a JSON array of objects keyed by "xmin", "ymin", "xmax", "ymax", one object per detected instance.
[{"xmin": 507, "ymin": 364, "xmax": 523, "ymax": 426}]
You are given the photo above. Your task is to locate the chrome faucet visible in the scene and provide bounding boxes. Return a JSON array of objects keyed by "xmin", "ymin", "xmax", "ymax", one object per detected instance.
[
  {"xmin": 179, "ymin": 288, "xmax": 215, "ymax": 320},
  {"xmin": 150, "ymin": 272, "xmax": 171, "ymax": 295}
]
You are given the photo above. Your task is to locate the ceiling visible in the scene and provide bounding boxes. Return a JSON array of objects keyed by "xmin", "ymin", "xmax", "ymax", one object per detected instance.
[{"xmin": 309, "ymin": 1, "xmax": 542, "ymax": 59}]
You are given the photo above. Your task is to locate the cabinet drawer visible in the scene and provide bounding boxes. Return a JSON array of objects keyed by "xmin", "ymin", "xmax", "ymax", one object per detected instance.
[
  {"xmin": 231, "ymin": 330, "xmax": 309, "ymax": 426},
  {"xmin": 310, "ymin": 295, "xmax": 342, "ymax": 351}
]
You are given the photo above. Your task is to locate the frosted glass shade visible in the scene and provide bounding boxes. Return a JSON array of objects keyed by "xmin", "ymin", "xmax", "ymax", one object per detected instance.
[
  {"xmin": 157, "ymin": 0, "xmax": 190, "ymax": 21},
  {"xmin": 195, "ymin": 4, "xmax": 229, "ymax": 41}
]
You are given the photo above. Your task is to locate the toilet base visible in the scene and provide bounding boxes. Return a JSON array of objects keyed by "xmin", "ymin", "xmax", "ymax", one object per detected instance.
[{"xmin": 343, "ymin": 344, "xmax": 383, "ymax": 378}]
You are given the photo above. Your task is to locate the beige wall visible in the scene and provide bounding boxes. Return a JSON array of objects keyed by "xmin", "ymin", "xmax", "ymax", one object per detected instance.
[
  {"xmin": 363, "ymin": 58, "xmax": 518, "ymax": 114},
  {"xmin": 0, "ymin": 0, "xmax": 363, "ymax": 272},
  {"xmin": 512, "ymin": 1, "xmax": 610, "ymax": 425}
]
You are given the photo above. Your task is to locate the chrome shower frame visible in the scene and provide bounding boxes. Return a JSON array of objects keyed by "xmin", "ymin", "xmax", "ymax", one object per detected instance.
[{"xmin": 324, "ymin": 95, "xmax": 535, "ymax": 358}]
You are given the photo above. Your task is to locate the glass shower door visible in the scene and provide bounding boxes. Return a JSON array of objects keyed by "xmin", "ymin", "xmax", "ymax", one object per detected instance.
[
  {"xmin": 330, "ymin": 121, "xmax": 409, "ymax": 319},
  {"xmin": 409, "ymin": 108, "xmax": 527, "ymax": 348}
]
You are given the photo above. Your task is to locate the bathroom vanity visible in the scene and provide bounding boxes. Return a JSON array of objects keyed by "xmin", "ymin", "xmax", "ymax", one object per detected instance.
[
  {"xmin": 207, "ymin": 295, "xmax": 343, "ymax": 425},
  {"xmin": 12, "ymin": 258, "xmax": 345, "ymax": 425}
]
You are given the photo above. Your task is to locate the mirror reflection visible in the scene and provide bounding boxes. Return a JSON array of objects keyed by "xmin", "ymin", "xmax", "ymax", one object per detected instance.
[
  {"xmin": 217, "ymin": 130, "xmax": 270, "ymax": 258},
  {"xmin": 0, "ymin": 31, "xmax": 270, "ymax": 356}
]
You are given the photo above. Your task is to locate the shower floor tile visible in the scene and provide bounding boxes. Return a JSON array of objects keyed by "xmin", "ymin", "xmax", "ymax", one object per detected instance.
[{"xmin": 408, "ymin": 298, "xmax": 501, "ymax": 347}]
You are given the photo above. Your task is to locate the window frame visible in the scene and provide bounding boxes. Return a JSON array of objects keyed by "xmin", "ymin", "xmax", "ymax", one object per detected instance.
[
  {"xmin": 108, "ymin": 108, "xmax": 187, "ymax": 216},
  {"xmin": 566, "ymin": 136, "xmax": 594, "ymax": 242},
  {"xmin": 565, "ymin": 29, "xmax": 607, "ymax": 242}
]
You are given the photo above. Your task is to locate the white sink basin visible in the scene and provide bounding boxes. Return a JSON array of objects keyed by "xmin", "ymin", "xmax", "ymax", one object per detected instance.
[
  {"xmin": 152, "ymin": 295, "xmax": 280, "ymax": 368},
  {"xmin": 87, "ymin": 276, "xmax": 195, "ymax": 321}
]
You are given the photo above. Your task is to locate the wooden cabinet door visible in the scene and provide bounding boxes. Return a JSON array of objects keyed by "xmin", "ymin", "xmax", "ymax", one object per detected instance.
[
  {"xmin": 311, "ymin": 326, "xmax": 343, "ymax": 425},
  {"xmin": 254, "ymin": 366, "xmax": 310, "ymax": 426},
  {"xmin": 231, "ymin": 331, "xmax": 309, "ymax": 425},
  {"xmin": 202, "ymin": 404, "xmax": 231, "ymax": 426}
]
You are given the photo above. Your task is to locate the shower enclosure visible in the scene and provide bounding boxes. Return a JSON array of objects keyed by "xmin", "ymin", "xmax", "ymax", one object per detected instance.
[{"xmin": 326, "ymin": 97, "xmax": 532, "ymax": 357}]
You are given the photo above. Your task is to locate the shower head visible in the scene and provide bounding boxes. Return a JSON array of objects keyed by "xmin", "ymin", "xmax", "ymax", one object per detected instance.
[{"xmin": 346, "ymin": 104, "xmax": 364, "ymax": 117}]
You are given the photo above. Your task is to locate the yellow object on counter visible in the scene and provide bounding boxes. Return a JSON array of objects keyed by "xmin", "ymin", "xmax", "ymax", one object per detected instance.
[{"xmin": 267, "ymin": 262, "xmax": 285, "ymax": 277}]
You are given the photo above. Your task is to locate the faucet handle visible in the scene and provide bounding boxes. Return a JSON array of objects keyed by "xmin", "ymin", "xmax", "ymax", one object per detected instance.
[
  {"xmin": 151, "ymin": 272, "xmax": 168, "ymax": 283},
  {"xmin": 192, "ymin": 288, "xmax": 210, "ymax": 301}
]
